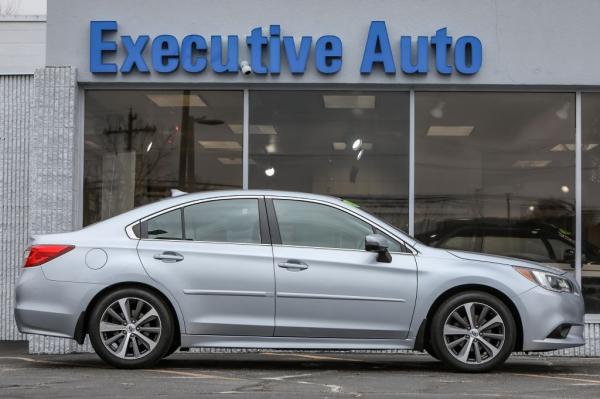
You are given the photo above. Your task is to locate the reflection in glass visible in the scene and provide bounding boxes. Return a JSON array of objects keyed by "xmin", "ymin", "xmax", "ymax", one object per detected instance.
[
  {"xmin": 414, "ymin": 92, "xmax": 576, "ymax": 290},
  {"xmin": 248, "ymin": 91, "xmax": 410, "ymax": 231},
  {"xmin": 84, "ymin": 91, "xmax": 243, "ymax": 225},
  {"xmin": 273, "ymin": 199, "xmax": 375, "ymax": 250},
  {"xmin": 146, "ymin": 209, "xmax": 182, "ymax": 240},
  {"xmin": 184, "ymin": 199, "xmax": 261, "ymax": 244},
  {"xmin": 581, "ymin": 93, "xmax": 600, "ymax": 313}
]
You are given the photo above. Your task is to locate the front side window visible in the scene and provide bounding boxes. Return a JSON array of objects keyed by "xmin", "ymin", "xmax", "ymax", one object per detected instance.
[
  {"xmin": 184, "ymin": 199, "xmax": 261, "ymax": 244},
  {"xmin": 273, "ymin": 200, "xmax": 374, "ymax": 250}
]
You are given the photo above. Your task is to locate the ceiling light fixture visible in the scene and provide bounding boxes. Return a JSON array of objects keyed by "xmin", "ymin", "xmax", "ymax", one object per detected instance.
[
  {"xmin": 352, "ymin": 138, "xmax": 363, "ymax": 151},
  {"xmin": 265, "ymin": 167, "xmax": 275, "ymax": 177},
  {"xmin": 550, "ymin": 143, "xmax": 598, "ymax": 151},
  {"xmin": 512, "ymin": 160, "xmax": 551, "ymax": 168},
  {"xmin": 147, "ymin": 94, "xmax": 206, "ymax": 107},
  {"xmin": 427, "ymin": 126, "xmax": 474, "ymax": 137},
  {"xmin": 556, "ymin": 102, "xmax": 571, "ymax": 120},
  {"xmin": 217, "ymin": 157, "xmax": 243, "ymax": 165},
  {"xmin": 146, "ymin": 141, "xmax": 153, "ymax": 152},
  {"xmin": 430, "ymin": 101, "xmax": 446, "ymax": 119},
  {"xmin": 356, "ymin": 149, "xmax": 364, "ymax": 160},
  {"xmin": 197, "ymin": 140, "xmax": 242, "ymax": 150},
  {"xmin": 332, "ymin": 142, "xmax": 347, "ymax": 151},
  {"xmin": 323, "ymin": 95, "xmax": 375, "ymax": 109},
  {"xmin": 228, "ymin": 124, "xmax": 278, "ymax": 135},
  {"xmin": 561, "ymin": 185, "xmax": 570, "ymax": 193}
]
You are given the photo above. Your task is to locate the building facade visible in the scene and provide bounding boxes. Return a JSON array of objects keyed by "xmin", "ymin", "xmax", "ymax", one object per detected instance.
[{"xmin": 2, "ymin": 0, "xmax": 600, "ymax": 354}]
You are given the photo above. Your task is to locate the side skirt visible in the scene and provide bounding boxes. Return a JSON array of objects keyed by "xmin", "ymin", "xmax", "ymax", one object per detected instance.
[{"xmin": 180, "ymin": 334, "xmax": 415, "ymax": 350}]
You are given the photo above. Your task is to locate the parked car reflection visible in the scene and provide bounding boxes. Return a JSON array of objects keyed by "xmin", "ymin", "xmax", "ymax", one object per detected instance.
[{"xmin": 416, "ymin": 218, "xmax": 600, "ymax": 313}]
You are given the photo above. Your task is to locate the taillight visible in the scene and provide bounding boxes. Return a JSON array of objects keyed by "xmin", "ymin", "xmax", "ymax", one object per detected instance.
[{"xmin": 24, "ymin": 245, "xmax": 75, "ymax": 267}]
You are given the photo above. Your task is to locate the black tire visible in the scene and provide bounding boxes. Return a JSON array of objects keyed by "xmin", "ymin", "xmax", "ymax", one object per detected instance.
[
  {"xmin": 88, "ymin": 287, "xmax": 175, "ymax": 369},
  {"xmin": 424, "ymin": 341, "xmax": 440, "ymax": 360},
  {"xmin": 163, "ymin": 339, "xmax": 180, "ymax": 358},
  {"xmin": 430, "ymin": 291, "xmax": 516, "ymax": 373}
]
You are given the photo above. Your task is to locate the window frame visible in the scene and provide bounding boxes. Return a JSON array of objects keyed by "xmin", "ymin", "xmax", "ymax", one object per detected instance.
[
  {"xmin": 265, "ymin": 196, "xmax": 415, "ymax": 254},
  {"xmin": 134, "ymin": 195, "xmax": 271, "ymax": 246}
]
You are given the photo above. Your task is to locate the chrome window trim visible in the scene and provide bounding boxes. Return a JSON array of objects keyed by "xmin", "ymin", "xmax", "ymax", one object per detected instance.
[
  {"xmin": 139, "ymin": 238, "xmax": 271, "ymax": 247},
  {"xmin": 125, "ymin": 221, "xmax": 140, "ymax": 240},
  {"xmin": 140, "ymin": 195, "xmax": 263, "ymax": 223},
  {"xmin": 271, "ymin": 243, "xmax": 414, "ymax": 255},
  {"xmin": 267, "ymin": 195, "xmax": 418, "ymax": 255},
  {"xmin": 131, "ymin": 195, "xmax": 264, "ymax": 246}
]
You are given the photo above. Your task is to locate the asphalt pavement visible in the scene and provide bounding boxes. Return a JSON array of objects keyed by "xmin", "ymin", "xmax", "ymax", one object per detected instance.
[{"xmin": 1, "ymin": 346, "xmax": 600, "ymax": 398}]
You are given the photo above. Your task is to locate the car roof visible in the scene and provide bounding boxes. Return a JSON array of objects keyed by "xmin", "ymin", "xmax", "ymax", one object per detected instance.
[
  {"xmin": 95, "ymin": 190, "xmax": 346, "ymax": 226},
  {"xmin": 82, "ymin": 189, "xmax": 417, "ymax": 248}
]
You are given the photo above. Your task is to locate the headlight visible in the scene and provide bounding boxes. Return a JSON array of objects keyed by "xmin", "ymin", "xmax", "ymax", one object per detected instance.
[{"xmin": 514, "ymin": 266, "xmax": 574, "ymax": 293}]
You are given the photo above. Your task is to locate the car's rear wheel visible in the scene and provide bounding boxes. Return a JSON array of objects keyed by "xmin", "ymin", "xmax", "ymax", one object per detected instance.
[
  {"xmin": 430, "ymin": 291, "xmax": 516, "ymax": 372},
  {"xmin": 88, "ymin": 287, "xmax": 174, "ymax": 368}
]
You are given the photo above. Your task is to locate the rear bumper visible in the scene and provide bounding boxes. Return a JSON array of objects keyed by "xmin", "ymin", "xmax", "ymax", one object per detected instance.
[
  {"xmin": 14, "ymin": 267, "xmax": 100, "ymax": 339},
  {"xmin": 517, "ymin": 286, "xmax": 585, "ymax": 351}
]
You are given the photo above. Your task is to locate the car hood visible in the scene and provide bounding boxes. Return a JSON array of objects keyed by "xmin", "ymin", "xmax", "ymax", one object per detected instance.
[{"xmin": 446, "ymin": 249, "xmax": 568, "ymax": 275}]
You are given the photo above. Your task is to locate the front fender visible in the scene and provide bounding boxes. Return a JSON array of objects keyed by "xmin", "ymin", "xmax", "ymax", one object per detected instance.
[{"xmin": 409, "ymin": 254, "xmax": 536, "ymax": 339}]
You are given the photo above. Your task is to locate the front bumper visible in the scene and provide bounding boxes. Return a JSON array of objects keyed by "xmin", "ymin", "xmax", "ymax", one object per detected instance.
[
  {"xmin": 517, "ymin": 285, "xmax": 585, "ymax": 351},
  {"xmin": 14, "ymin": 267, "xmax": 100, "ymax": 339}
]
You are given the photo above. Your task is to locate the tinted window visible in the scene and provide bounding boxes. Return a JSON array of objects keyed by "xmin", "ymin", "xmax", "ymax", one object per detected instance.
[
  {"xmin": 146, "ymin": 209, "xmax": 182, "ymax": 240},
  {"xmin": 442, "ymin": 235, "xmax": 479, "ymax": 252},
  {"xmin": 482, "ymin": 236, "xmax": 550, "ymax": 262},
  {"xmin": 546, "ymin": 238, "xmax": 573, "ymax": 263},
  {"xmin": 184, "ymin": 199, "xmax": 260, "ymax": 244},
  {"xmin": 274, "ymin": 200, "xmax": 373, "ymax": 250}
]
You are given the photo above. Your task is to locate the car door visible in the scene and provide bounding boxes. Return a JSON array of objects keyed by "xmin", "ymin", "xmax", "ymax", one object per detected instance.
[
  {"xmin": 268, "ymin": 198, "xmax": 417, "ymax": 339},
  {"xmin": 136, "ymin": 196, "xmax": 275, "ymax": 336}
]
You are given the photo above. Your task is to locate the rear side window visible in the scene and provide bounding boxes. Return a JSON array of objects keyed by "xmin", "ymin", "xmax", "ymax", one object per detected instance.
[
  {"xmin": 184, "ymin": 199, "xmax": 261, "ymax": 244},
  {"xmin": 146, "ymin": 209, "xmax": 183, "ymax": 240}
]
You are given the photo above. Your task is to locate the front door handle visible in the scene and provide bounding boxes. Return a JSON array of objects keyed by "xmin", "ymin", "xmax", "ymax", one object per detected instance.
[
  {"xmin": 278, "ymin": 260, "xmax": 309, "ymax": 271},
  {"xmin": 153, "ymin": 251, "xmax": 184, "ymax": 263}
]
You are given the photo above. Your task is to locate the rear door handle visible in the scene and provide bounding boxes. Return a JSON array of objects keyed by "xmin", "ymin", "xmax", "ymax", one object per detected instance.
[
  {"xmin": 153, "ymin": 251, "xmax": 184, "ymax": 262},
  {"xmin": 278, "ymin": 260, "xmax": 309, "ymax": 271}
]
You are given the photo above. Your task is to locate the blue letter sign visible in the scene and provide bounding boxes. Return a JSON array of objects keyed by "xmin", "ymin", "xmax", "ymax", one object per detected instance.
[{"xmin": 89, "ymin": 21, "xmax": 482, "ymax": 77}]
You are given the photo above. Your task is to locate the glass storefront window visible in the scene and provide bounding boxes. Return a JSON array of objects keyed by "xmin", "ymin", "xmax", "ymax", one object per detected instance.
[
  {"xmin": 83, "ymin": 88, "xmax": 598, "ymax": 314},
  {"xmin": 84, "ymin": 90, "xmax": 243, "ymax": 225},
  {"xmin": 581, "ymin": 93, "xmax": 600, "ymax": 313},
  {"xmin": 248, "ymin": 91, "xmax": 410, "ymax": 230},
  {"xmin": 414, "ymin": 92, "xmax": 576, "ymax": 284}
]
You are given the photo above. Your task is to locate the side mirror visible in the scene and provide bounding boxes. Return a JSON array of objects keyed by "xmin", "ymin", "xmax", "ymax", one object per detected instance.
[{"xmin": 365, "ymin": 234, "xmax": 392, "ymax": 263}]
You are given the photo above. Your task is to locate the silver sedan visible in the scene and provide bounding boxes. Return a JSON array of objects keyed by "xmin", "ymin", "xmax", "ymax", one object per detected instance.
[{"xmin": 15, "ymin": 190, "xmax": 585, "ymax": 371}]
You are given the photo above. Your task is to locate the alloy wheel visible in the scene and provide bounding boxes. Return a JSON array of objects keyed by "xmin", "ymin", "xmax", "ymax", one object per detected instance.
[
  {"xmin": 443, "ymin": 301, "xmax": 505, "ymax": 364},
  {"xmin": 99, "ymin": 297, "xmax": 162, "ymax": 360}
]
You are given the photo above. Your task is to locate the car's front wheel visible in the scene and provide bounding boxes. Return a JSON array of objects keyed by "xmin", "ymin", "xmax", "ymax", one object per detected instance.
[
  {"xmin": 88, "ymin": 287, "xmax": 174, "ymax": 368},
  {"xmin": 430, "ymin": 291, "xmax": 516, "ymax": 372}
]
